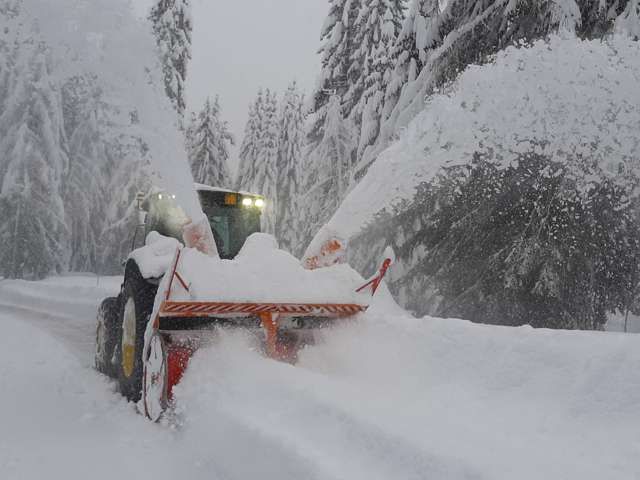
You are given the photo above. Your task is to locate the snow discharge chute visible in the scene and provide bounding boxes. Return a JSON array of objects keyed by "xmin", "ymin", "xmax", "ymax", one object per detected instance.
[{"xmin": 144, "ymin": 112, "xmax": 219, "ymax": 258}]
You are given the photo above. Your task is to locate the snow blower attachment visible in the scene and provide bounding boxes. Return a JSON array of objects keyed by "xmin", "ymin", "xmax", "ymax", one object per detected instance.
[
  {"xmin": 142, "ymin": 244, "xmax": 392, "ymax": 421},
  {"xmin": 94, "ymin": 184, "xmax": 392, "ymax": 422}
]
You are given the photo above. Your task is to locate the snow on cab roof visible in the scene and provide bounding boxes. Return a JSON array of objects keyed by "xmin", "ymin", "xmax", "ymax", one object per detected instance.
[{"xmin": 195, "ymin": 183, "xmax": 263, "ymax": 198}]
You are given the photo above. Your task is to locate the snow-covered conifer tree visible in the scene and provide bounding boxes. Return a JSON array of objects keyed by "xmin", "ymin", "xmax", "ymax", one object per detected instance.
[
  {"xmin": 0, "ymin": 34, "xmax": 69, "ymax": 279},
  {"xmin": 348, "ymin": 0, "xmax": 404, "ymax": 136},
  {"xmin": 187, "ymin": 96, "xmax": 233, "ymax": 188},
  {"xmin": 308, "ymin": 0, "xmax": 361, "ymax": 147},
  {"xmin": 236, "ymin": 89, "xmax": 264, "ymax": 191},
  {"xmin": 184, "ymin": 109, "xmax": 198, "ymax": 155},
  {"xmin": 150, "ymin": 0, "xmax": 192, "ymax": 119},
  {"xmin": 253, "ymin": 89, "xmax": 279, "ymax": 233},
  {"xmin": 382, "ymin": 0, "xmax": 440, "ymax": 124},
  {"xmin": 275, "ymin": 82, "xmax": 306, "ymax": 252},
  {"xmin": 356, "ymin": 38, "xmax": 395, "ymax": 169},
  {"xmin": 0, "ymin": 8, "xmax": 16, "ymax": 186},
  {"xmin": 61, "ymin": 75, "xmax": 106, "ymax": 272},
  {"xmin": 299, "ymin": 95, "xmax": 355, "ymax": 252}
]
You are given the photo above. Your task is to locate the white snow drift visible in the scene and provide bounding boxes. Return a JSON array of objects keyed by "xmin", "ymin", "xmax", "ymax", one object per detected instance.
[
  {"xmin": 314, "ymin": 34, "xmax": 640, "ymax": 246},
  {"xmin": 129, "ymin": 232, "xmax": 183, "ymax": 280}
]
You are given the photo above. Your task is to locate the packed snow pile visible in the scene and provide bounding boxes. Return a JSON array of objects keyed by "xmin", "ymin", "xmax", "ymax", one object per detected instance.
[
  {"xmin": 165, "ymin": 233, "xmax": 371, "ymax": 305},
  {"xmin": 129, "ymin": 232, "xmax": 183, "ymax": 279},
  {"xmin": 314, "ymin": 34, "xmax": 640, "ymax": 245}
]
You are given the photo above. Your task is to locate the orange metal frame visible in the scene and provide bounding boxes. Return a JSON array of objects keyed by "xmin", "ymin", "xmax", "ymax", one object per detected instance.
[
  {"xmin": 159, "ymin": 301, "xmax": 367, "ymax": 318},
  {"xmin": 144, "ymin": 247, "xmax": 394, "ymax": 418},
  {"xmin": 155, "ymin": 247, "xmax": 392, "ymax": 359},
  {"xmin": 157, "ymin": 301, "xmax": 367, "ymax": 360}
]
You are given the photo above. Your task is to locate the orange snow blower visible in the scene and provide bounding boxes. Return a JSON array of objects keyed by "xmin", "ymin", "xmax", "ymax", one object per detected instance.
[{"xmin": 142, "ymin": 246, "xmax": 392, "ymax": 422}]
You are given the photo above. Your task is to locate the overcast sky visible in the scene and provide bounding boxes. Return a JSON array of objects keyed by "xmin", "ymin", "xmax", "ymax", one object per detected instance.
[{"xmin": 132, "ymin": 0, "xmax": 327, "ymax": 174}]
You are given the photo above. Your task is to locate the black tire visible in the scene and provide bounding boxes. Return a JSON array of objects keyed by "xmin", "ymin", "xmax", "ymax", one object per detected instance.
[
  {"xmin": 116, "ymin": 260, "xmax": 158, "ymax": 403},
  {"xmin": 95, "ymin": 296, "xmax": 120, "ymax": 377}
]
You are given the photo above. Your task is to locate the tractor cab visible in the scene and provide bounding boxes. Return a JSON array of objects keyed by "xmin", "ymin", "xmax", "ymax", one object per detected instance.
[{"xmin": 140, "ymin": 184, "xmax": 265, "ymax": 260}]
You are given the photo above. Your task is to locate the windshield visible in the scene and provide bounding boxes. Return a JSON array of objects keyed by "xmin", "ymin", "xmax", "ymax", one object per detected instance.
[
  {"xmin": 143, "ymin": 190, "xmax": 262, "ymax": 260},
  {"xmin": 198, "ymin": 191, "xmax": 261, "ymax": 259}
]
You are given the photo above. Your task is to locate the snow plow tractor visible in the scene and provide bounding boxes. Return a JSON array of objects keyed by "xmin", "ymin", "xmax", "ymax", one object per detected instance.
[{"xmin": 95, "ymin": 184, "xmax": 391, "ymax": 421}]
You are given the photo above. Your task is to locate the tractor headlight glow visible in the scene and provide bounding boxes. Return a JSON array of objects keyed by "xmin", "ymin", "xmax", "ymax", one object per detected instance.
[
  {"xmin": 242, "ymin": 198, "xmax": 253, "ymax": 207},
  {"xmin": 254, "ymin": 198, "xmax": 265, "ymax": 208}
]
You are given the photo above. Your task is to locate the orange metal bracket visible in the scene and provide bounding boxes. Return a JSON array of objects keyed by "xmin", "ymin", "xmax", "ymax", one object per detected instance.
[
  {"xmin": 165, "ymin": 248, "xmax": 189, "ymax": 302},
  {"xmin": 356, "ymin": 258, "xmax": 392, "ymax": 296},
  {"xmin": 159, "ymin": 301, "xmax": 367, "ymax": 317},
  {"xmin": 259, "ymin": 313, "xmax": 280, "ymax": 359}
]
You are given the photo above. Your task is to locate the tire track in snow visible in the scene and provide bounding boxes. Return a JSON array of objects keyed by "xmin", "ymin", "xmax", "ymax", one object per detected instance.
[
  {"xmin": 0, "ymin": 301, "xmax": 96, "ymax": 362},
  {"xmin": 0, "ymin": 277, "xmax": 120, "ymax": 362}
]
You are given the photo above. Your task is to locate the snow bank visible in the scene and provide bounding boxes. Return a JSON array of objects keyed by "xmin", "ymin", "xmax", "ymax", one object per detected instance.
[
  {"xmin": 168, "ymin": 233, "xmax": 370, "ymax": 305},
  {"xmin": 317, "ymin": 34, "xmax": 640, "ymax": 243}
]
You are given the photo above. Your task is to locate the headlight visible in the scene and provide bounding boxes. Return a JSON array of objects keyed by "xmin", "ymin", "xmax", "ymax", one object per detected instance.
[
  {"xmin": 158, "ymin": 194, "xmax": 163, "ymax": 200},
  {"xmin": 254, "ymin": 198, "xmax": 265, "ymax": 208},
  {"xmin": 242, "ymin": 198, "xmax": 253, "ymax": 207}
]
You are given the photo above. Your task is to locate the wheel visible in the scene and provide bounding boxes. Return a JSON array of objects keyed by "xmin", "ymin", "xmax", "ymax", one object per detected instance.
[
  {"xmin": 95, "ymin": 297, "xmax": 120, "ymax": 377},
  {"xmin": 117, "ymin": 260, "xmax": 158, "ymax": 403},
  {"xmin": 143, "ymin": 332, "xmax": 168, "ymax": 422}
]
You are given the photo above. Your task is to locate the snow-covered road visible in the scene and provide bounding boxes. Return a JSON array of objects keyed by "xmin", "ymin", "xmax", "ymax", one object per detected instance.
[{"xmin": 0, "ymin": 276, "xmax": 639, "ymax": 479}]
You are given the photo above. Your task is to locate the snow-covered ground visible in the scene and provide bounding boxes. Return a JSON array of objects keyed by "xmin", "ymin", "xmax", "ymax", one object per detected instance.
[{"xmin": 0, "ymin": 276, "xmax": 639, "ymax": 479}]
